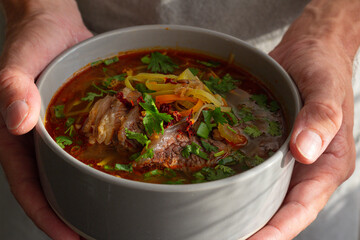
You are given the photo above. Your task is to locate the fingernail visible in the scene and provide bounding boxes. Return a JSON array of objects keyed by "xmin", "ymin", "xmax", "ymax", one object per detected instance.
[
  {"xmin": 5, "ymin": 100, "xmax": 29, "ymax": 130},
  {"xmin": 295, "ymin": 129, "xmax": 322, "ymax": 161}
]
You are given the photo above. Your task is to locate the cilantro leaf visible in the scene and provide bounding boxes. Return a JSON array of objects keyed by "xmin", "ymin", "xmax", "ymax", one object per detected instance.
[
  {"xmin": 212, "ymin": 107, "xmax": 228, "ymax": 125},
  {"xmin": 269, "ymin": 100, "xmax": 280, "ymax": 112},
  {"xmin": 55, "ymin": 136, "xmax": 73, "ymax": 149},
  {"xmin": 204, "ymin": 74, "xmax": 236, "ymax": 97},
  {"xmin": 81, "ymin": 91, "xmax": 103, "ymax": 101},
  {"xmin": 200, "ymin": 140, "xmax": 219, "ymax": 152},
  {"xmin": 268, "ymin": 120, "xmax": 282, "ymax": 136},
  {"xmin": 135, "ymin": 148, "xmax": 154, "ymax": 162},
  {"xmin": 237, "ymin": 107, "xmax": 254, "ymax": 122},
  {"xmin": 65, "ymin": 117, "xmax": 75, "ymax": 127},
  {"xmin": 139, "ymin": 94, "xmax": 173, "ymax": 135},
  {"xmin": 218, "ymin": 150, "xmax": 245, "ymax": 165},
  {"xmin": 144, "ymin": 169, "xmax": 163, "ymax": 178},
  {"xmin": 125, "ymin": 128, "xmax": 150, "ymax": 146},
  {"xmin": 103, "ymin": 73, "xmax": 127, "ymax": 88},
  {"xmin": 244, "ymin": 125, "xmax": 262, "ymax": 137},
  {"xmin": 54, "ymin": 105, "xmax": 65, "ymax": 118},
  {"xmin": 189, "ymin": 67, "xmax": 200, "ymax": 76},
  {"xmin": 199, "ymin": 165, "xmax": 236, "ymax": 181},
  {"xmin": 144, "ymin": 52, "xmax": 179, "ymax": 73},
  {"xmin": 250, "ymin": 94, "xmax": 267, "ymax": 108},
  {"xmin": 181, "ymin": 142, "xmax": 209, "ymax": 160},
  {"xmin": 114, "ymin": 163, "xmax": 133, "ymax": 172},
  {"xmin": 166, "ymin": 179, "xmax": 187, "ymax": 184},
  {"xmin": 245, "ymin": 155, "xmax": 265, "ymax": 168}
]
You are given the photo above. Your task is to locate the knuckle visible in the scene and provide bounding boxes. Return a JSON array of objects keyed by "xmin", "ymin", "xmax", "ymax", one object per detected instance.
[{"xmin": 306, "ymin": 101, "xmax": 343, "ymax": 134}]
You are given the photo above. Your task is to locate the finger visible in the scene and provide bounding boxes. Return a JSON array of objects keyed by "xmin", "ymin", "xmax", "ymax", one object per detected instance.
[
  {"xmin": 270, "ymin": 47, "xmax": 348, "ymax": 164},
  {"xmin": 249, "ymin": 117, "xmax": 355, "ymax": 240},
  {"xmin": 0, "ymin": 16, "xmax": 93, "ymax": 135},
  {"xmin": 0, "ymin": 67, "xmax": 41, "ymax": 135},
  {"xmin": 0, "ymin": 122, "xmax": 79, "ymax": 240},
  {"xmin": 248, "ymin": 160, "xmax": 338, "ymax": 240}
]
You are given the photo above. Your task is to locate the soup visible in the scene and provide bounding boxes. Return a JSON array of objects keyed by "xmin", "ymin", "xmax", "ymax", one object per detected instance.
[{"xmin": 45, "ymin": 49, "xmax": 286, "ymax": 184}]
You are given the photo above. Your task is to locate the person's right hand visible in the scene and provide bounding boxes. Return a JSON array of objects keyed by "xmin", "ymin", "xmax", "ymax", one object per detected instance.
[{"xmin": 0, "ymin": 1, "xmax": 92, "ymax": 239}]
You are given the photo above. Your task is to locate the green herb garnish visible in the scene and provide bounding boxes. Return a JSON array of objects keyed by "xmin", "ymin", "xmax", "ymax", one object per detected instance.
[
  {"xmin": 81, "ymin": 91, "xmax": 103, "ymax": 101},
  {"xmin": 237, "ymin": 107, "xmax": 254, "ymax": 122},
  {"xmin": 91, "ymin": 60, "xmax": 103, "ymax": 67},
  {"xmin": 250, "ymin": 94, "xmax": 267, "ymax": 108},
  {"xmin": 143, "ymin": 52, "xmax": 179, "ymax": 73},
  {"xmin": 198, "ymin": 165, "xmax": 236, "ymax": 181},
  {"xmin": 65, "ymin": 117, "xmax": 75, "ymax": 127},
  {"xmin": 214, "ymin": 150, "xmax": 225, "ymax": 157},
  {"xmin": 196, "ymin": 122, "xmax": 211, "ymax": 139},
  {"xmin": 200, "ymin": 140, "xmax": 219, "ymax": 152},
  {"xmin": 54, "ymin": 105, "xmax": 65, "ymax": 118},
  {"xmin": 139, "ymin": 94, "xmax": 173, "ymax": 135},
  {"xmin": 269, "ymin": 100, "xmax": 280, "ymax": 112},
  {"xmin": 144, "ymin": 169, "xmax": 163, "ymax": 178},
  {"xmin": 244, "ymin": 125, "xmax": 262, "ymax": 138},
  {"xmin": 181, "ymin": 142, "xmax": 209, "ymax": 160},
  {"xmin": 115, "ymin": 164, "xmax": 133, "ymax": 172},
  {"xmin": 189, "ymin": 67, "xmax": 200, "ymax": 76},
  {"xmin": 64, "ymin": 125, "xmax": 75, "ymax": 137},
  {"xmin": 268, "ymin": 120, "xmax": 282, "ymax": 136},
  {"xmin": 125, "ymin": 128, "xmax": 150, "ymax": 147},
  {"xmin": 55, "ymin": 136, "xmax": 73, "ymax": 149},
  {"xmin": 204, "ymin": 74, "xmax": 237, "ymax": 97},
  {"xmin": 135, "ymin": 148, "xmax": 154, "ymax": 162},
  {"xmin": 103, "ymin": 73, "xmax": 127, "ymax": 88},
  {"xmin": 104, "ymin": 56, "xmax": 119, "ymax": 66}
]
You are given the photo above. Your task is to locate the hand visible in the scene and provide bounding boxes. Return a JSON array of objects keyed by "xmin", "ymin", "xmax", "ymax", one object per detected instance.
[
  {"xmin": 0, "ymin": 1, "xmax": 92, "ymax": 239},
  {"xmin": 248, "ymin": 7, "xmax": 357, "ymax": 240}
]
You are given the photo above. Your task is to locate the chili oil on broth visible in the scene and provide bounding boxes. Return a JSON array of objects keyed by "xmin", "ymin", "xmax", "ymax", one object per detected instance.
[{"xmin": 45, "ymin": 49, "xmax": 286, "ymax": 184}]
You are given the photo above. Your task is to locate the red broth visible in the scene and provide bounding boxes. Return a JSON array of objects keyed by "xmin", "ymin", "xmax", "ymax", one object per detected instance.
[{"xmin": 45, "ymin": 49, "xmax": 286, "ymax": 184}]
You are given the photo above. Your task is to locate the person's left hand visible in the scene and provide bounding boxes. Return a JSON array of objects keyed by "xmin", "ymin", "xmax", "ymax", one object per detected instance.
[{"xmin": 248, "ymin": 19, "xmax": 356, "ymax": 240}]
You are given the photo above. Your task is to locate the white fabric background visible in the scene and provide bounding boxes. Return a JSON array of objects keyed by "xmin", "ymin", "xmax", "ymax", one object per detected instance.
[{"xmin": 0, "ymin": 0, "xmax": 359, "ymax": 239}]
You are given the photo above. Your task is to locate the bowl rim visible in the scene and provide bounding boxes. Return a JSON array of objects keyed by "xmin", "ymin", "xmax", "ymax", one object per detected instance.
[{"xmin": 35, "ymin": 24, "xmax": 301, "ymax": 192}]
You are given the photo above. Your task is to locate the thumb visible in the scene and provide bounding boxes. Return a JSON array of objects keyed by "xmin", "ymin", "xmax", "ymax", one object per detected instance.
[
  {"xmin": 269, "ymin": 42, "xmax": 348, "ymax": 164},
  {"xmin": 0, "ymin": 66, "xmax": 41, "ymax": 135},
  {"xmin": 290, "ymin": 97, "xmax": 343, "ymax": 164}
]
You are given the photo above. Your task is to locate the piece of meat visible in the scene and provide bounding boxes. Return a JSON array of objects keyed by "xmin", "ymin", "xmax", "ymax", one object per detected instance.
[
  {"xmin": 82, "ymin": 95, "xmax": 127, "ymax": 145},
  {"xmin": 117, "ymin": 106, "xmax": 145, "ymax": 152},
  {"xmin": 133, "ymin": 124, "xmax": 231, "ymax": 172},
  {"xmin": 82, "ymin": 88, "xmax": 142, "ymax": 145}
]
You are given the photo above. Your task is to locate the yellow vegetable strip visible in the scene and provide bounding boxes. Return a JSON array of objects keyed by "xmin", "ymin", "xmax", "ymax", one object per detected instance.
[
  {"xmin": 125, "ymin": 76, "xmax": 135, "ymax": 90},
  {"xmin": 178, "ymin": 99, "xmax": 203, "ymax": 117},
  {"xmin": 185, "ymin": 89, "xmax": 223, "ymax": 107},
  {"xmin": 148, "ymin": 90, "xmax": 175, "ymax": 96},
  {"xmin": 145, "ymin": 80, "xmax": 180, "ymax": 91},
  {"xmin": 97, "ymin": 156, "xmax": 113, "ymax": 167}
]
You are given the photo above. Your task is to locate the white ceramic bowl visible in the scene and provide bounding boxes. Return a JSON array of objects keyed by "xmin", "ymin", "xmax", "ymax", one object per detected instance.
[{"xmin": 35, "ymin": 25, "xmax": 301, "ymax": 240}]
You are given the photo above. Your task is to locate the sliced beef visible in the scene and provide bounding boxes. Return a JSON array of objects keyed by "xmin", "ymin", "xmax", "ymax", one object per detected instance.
[
  {"xmin": 117, "ymin": 106, "xmax": 145, "ymax": 152},
  {"xmin": 82, "ymin": 95, "xmax": 127, "ymax": 145},
  {"xmin": 82, "ymin": 88, "xmax": 142, "ymax": 146},
  {"xmin": 133, "ymin": 124, "xmax": 231, "ymax": 172}
]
